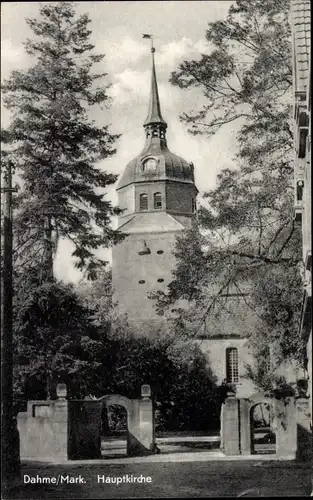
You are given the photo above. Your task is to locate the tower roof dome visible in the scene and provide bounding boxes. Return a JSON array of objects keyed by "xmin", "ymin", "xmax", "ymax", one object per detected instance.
[
  {"xmin": 117, "ymin": 145, "xmax": 195, "ymax": 190},
  {"xmin": 117, "ymin": 45, "xmax": 196, "ymax": 191}
]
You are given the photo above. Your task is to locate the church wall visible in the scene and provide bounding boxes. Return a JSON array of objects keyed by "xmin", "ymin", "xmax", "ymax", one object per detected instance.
[
  {"xmin": 197, "ymin": 338, "xmax": 300, "ymax": 399},
  {"xmin": 112, "ymin": 230, "xmax": 182, "ymax": 321},
  {"xmin": 165, "ymin": 181, "xmax": 196, "ymax": 214},
  {"xmin": 117, "ymin": 185, "xmax": 135, "ymax": 215},
  {"xmin": 198, "ymin": 338, "xmax": 255, "ymax": 398}
]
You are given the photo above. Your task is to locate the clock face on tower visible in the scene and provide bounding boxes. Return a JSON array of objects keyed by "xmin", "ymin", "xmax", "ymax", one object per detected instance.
[{"xmin": 142, "ymin": 157, "xmax": 157, "ymax": 172}]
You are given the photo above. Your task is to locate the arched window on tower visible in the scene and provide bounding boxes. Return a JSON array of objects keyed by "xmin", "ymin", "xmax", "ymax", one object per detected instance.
[
  {"xmin": 154, "ymin": 192, "xmax": 162, "ymax": 210},
  {"xmin": 226, "ymin": 347, "xmax": 239, "ymax": 383},
  {"xmin": 139, "ymin": 193, "xmax": 148, "ymax": 211}
]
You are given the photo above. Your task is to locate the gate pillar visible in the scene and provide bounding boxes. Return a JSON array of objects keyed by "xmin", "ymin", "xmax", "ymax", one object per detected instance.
[
  {"xmin": 139, "ymin": 385, "xmax": 155, "ymax": 452},
  {"xmin": 222, "ymin": 396, "xmax": 240, "ymax": 455}
]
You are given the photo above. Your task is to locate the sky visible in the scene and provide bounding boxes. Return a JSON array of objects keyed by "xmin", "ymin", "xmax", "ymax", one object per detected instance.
[{"xmin": 1, "ymin": 1, "xmax": 238, "ymax": 283}]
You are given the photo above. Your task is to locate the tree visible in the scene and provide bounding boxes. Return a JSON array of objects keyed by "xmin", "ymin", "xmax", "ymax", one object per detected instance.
[
  {"xmin": 1, "ymin": 2, "xmax": 123, "ymax": 281},
  {"xmin": 156, "ymin": 0, "xmax": 305, "ymax": 386},
  {"xmin": 91, "ymin": 333, "xmax": 221, "ymax": 433},
  {"xmin": 13, "ymin": 268, "xmax": 109, "ymax": 402},
  {"xmin": 171, "ymin": 0, "xmax": 293, "ymax": 174},
  {"xmin": 77, "ymin": 268, "xmax": 114, "ymax": 328}
]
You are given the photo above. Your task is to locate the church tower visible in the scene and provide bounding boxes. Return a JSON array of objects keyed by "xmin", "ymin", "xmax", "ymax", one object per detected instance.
[{"xmin": 112, "ymin": 46, "xmax": 198, "ymax": 332}]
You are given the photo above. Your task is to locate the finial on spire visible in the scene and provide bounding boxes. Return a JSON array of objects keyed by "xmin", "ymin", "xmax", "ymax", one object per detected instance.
[{"xmin": 143, "ymin": 33, "xmax": 154, "ymax": 52}]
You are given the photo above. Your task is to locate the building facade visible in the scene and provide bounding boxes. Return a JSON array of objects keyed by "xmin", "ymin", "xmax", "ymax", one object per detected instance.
[{"xmin": 291, "ymin": 0, "xmax": 311, "ymax": 421}]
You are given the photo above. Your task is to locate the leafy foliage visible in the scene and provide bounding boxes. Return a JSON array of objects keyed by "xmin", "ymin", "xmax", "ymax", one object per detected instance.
[
  {"xmin": 77, "ymin": 268, "xmax": 114, "ymax": 328},
  {"xmin": 13, "ymin": 267, "xmax": 107, "ymax": 401},
  {"xmin": 171, "ymin": 0, "xmax": 293, "ymax": 173},
  {"xmin": 159, "ymin": 0, "xmax": 305, "ymax": 384},
  {"xmin": 1, "ymin": 2, "xmax": 123, "ymax": 280},
  {"xmin": 93, "ymin": 335, "xmax": 221, "ymax": 433},
  {"xmin": 13, "ymin": 267, "xmax": 221, "ymax": 431}
]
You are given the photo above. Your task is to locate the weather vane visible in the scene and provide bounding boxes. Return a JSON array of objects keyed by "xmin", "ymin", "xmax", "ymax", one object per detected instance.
[{"xmin": 142, "ymin": 33, "xmax": 155, "ymax": 53}]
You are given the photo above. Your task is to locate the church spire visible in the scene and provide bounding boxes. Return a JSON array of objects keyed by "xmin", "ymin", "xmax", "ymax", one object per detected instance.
[
  {"xmin": 144, "ymin": 46, "xmax": 167, "ymax": 127},
  {"xmin": 143, "ymin": 40, "xmax": 167, "ymax": 143}
]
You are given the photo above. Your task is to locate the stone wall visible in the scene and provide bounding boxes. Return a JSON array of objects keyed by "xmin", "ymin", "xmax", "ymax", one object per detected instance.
[
  {"xmin": 18, "ymin": 400, "xmax": 68, "ymax": 461},
  {"xmin": 17, "ymin": 390, "xmax": 155, "ymax": 461}
]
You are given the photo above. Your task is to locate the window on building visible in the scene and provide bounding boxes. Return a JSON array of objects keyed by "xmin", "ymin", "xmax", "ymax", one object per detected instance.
[
  {"xmin": 139, "ymin": 193, "xmax": 148, "ymax": 211},
  {"xmin": 143, "ymin": 157, "xmax": 157, "ymax": 172},
  {"xmin": 226, "ymin": 347, "xmax": 239, "ymax": 383},
  {"xmin": 154, "ymin": 192, "xmax": 162, "ymax": 209},
  {"xmin": 192, "ymin": 198, "xmax": 196, "ymax": 212},
  {"xmin": 297, "ymin": 180, "xmax": 304, "ymax": 201}
]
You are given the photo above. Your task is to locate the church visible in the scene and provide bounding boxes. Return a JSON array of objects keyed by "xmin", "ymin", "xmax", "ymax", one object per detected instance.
[
  {"xmin": 112, "ymin": 45, "xmax": 197, "ymax": 328},
  {"xmin": 111, "ymin": 46, "xmax": 295, "ymax": 399}
]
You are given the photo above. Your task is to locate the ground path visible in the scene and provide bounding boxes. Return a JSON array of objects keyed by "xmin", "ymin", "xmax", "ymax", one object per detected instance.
[{"xmin": 3, "ymin": 458, "xmax": 312, "ymax": 498}]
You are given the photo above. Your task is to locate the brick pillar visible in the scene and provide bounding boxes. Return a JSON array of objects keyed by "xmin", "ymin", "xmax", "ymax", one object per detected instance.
[{"xmin": 223, "ymin": 397, "xmax": 240, "ymax": 455}]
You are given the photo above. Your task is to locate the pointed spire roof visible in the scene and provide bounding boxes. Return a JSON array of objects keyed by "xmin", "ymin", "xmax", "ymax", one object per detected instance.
[
  {"xmin": 116, "ymin": 39, "xmax": 197, "ymax": 192},
  {"xmin": 144, "ymin": 47, "xmax": 167, "ymax": 127}
]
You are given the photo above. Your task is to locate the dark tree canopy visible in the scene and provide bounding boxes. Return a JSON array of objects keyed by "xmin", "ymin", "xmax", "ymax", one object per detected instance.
[
  {"xmin": 13, "ymin": 267, "xmax": 107, "ymax": 401},
  {"xmin": 1, "ymin": 2, "xmax": 123, "ymax": 280}
]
